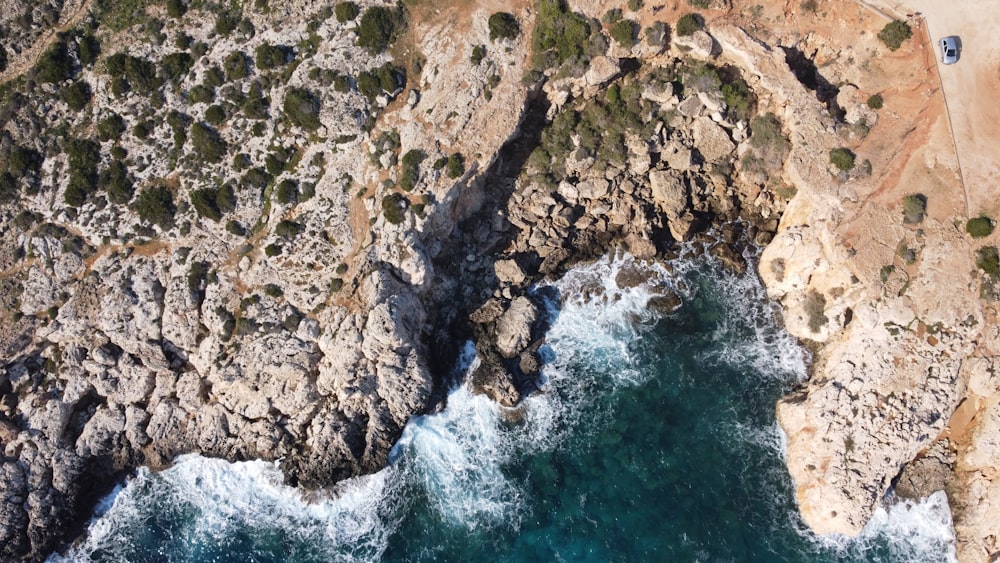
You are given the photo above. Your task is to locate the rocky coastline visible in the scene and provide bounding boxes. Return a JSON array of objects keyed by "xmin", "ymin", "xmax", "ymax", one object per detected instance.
[{"xmin": 1, "ymin": 0, "xmax": 998, "ymax": 560}]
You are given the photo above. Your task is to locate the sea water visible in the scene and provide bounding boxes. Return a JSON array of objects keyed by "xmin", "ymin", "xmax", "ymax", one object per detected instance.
[{"xmin": 52, "ymin": 252, "xmax": 956, "ymax": 562}]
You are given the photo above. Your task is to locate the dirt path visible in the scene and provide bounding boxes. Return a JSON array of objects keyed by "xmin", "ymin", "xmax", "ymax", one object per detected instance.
[{"xmin": 0, "ymin": 0, "xmax": 94, "ymax": 86}]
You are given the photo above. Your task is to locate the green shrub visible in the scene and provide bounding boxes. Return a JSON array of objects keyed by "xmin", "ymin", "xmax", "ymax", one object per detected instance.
[
  {"xmin": 689, "ymin": 0, "xmax": 711, "ymax": 7},
  {"xmin": 377, "ymin": 63, "xmax": 405, "ymax": 93},
  {"xmin": 878, "ymin": 20, "xmax": 912, "ymax": 51},
  {"xmin": 532, "ymin": 0, "xmax": 592, "ymax": 66},
  {"xmin": 190, "ymin": 86, "xmax": 214, "ymax": 108},
  {"xmin": 275, "ymin": 220, "xmax": 303, "ymax": 238},
  {"xmin": 64, "ymin": 138, "xmax": 100, "ymax": 205},
  {"xmin": 447, "ymin": 152, "xmax": 465, "ymax": 178},
  {"xmin": 205, "ymin": 104, "xmax": 227, "ymax": 125},
  {"xmin": 191, "ymin": 188, "xmax": 222, "ymax": 221},
  {"xmin": 470, "ymin": 45, "xmax": 487, "ymax": 65},
  {"xmin": 829, "ymin": 147, "xmax": 855, "ymax": 171},
  {"xmin": 721, "ymin": 78, "xmax": 753, "ymax": 121},
  {"xmin": 275, "ymin": 179, "xmax": 298, "ymax": 204},
  {"xmin": 226, "ymin": 220, "xmax": 245, "ymax": 236},
  {"xmin": 216, "ymin": 183, "xmax": 237, "ymax": 212},
  {"xmin": 161, "ymin": 52, "xmax": 193, "ymax": 82},
  {"xmin": 645, "ymin": 21, "xmax": 669, "ymax": 48},
  {"xmin": 37, "ymin": 42, "xmax": 74, "ymax": 83},
  {"xmin": 191, "ymin": 122, "xmax": 228, "ymax": 163},
  {"xmin": 676, "ymin": 13, "xmax": 702, "ymax": 36},
  {"xmin": 166, "ymin": 0, "xmax": 186, "ymax": 18},
  {"xmin": 264, "ymin": 283, "xmax": 283, "ymax": 298},
  {"xmin": 897, "ymin": 242, "xmax": 917, "ymax": 264},
  {"xmin": 100, "ymin": 160, "xmax": 134, "ymax": 204},
  {"xmin": 133, "ymin": 122, "xmax": 152, "ymax": 139},
  {"xmin": 98, "ymin": 113, "xmax": 127, "ymax": 141},
  {"xmin": 0, "ymin": 172, "xmax": 17, "ymax": 204},
  {"xmin": 61, "ymin": 80, "xmax": 92, "ymax": 110},
  {"xmin": 603, "ymin": 9, "xmax": 622, "ymax": 24},
  {"xmin": 967, "ymin": 216, "xmax": 994, "ymax": 238},
  {"xmin": 203, "ymin": 65, "xmax": 225, "ymax": 88},
  {"xmin": 134, "ymin": 185, "xmax": 176, "ymax": 229},
  {"xmin": 331, "ymin": 278, "xmax": 344, "ymax": 292},
  {"xmin": 867, "ymin": 93, "xmax": 883, "ymax": 109},
  {"xmin": 610, "ymin": 19, "xmax": 638, "ymax": 47},
  {"xmin": 488, "ymin": 12, "xmax": 520, "ymax": 41},
  {"xmin": 901, "ymin": 194, "xmax": 927, "ymax": 224},
  {"xmin": 400, "ymin": 149, "xmax": 425, "ymax": 190},
  {"xmin": 977, "ymin": 246, "xmax": 1000, "ymax": 278},
  {"xmin": 628, "ymin": 0, "xmax": 643, "ymax": 10},
  {"xmin": 107, "ymin": 54, "xmax": 162, "ymax": 94},
  {"xmin": 6, "ymin": 146, "xmax": 42, "ymax": 177},
  {"xmin": 264, "ymin": 243, "xmax": 282, "ymax": 256},
  {"xmin": 357, "ymin": 6, "xmax": 406, "ymax": 52},
  {"xmin": 804, "ymin": 289, "xmax": 828, "ymax": 332},
  {"xmin": 284, "ymin": 87, "xmax": 322, "ymax": 130},
  {"xmin": 382, "ymin": 192, "xmax": 408, "ymax": 224},
  {"xmin": 255, "ymin": 43, "xmax": 290, "ymax": 70},
  {"xmin": 215, "ymin": 10, "xmax": 241, "ymax": 36},
  {"xmin": 76, "ymin": 34, "xmax": 101, "ymax": 67},
  {"xmin": 243, "ymin": 82, "xmax": 270, "ymax": 119},
  {"xmin": 335, "ymin": 2, "xmax": 360, "ymax": 23},
  {"xmin": 225, "ymin": 51, "xmax": 250, "ymax": 80},
  {"xmin": 356, "ymin": 71, "xmax": 381, "ymax": 100}
]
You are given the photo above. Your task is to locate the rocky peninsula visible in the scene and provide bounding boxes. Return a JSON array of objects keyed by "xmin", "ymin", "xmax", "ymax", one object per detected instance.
[{"xmin": 0, "ymin": 0, "xmax": 997, "ymax": 561}]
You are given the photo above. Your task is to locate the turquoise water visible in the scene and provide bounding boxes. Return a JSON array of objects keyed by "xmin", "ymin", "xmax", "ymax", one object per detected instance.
[{"xmin": 53, "ymin": 253, "xmax": 956, "ymax": 562}]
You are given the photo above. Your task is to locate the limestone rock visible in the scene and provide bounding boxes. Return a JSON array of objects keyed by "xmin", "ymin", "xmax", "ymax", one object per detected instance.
[
  {"xmin": 494, "ymin": 259, "xmax": 526, "ymax": 286},
  {"xmin": 585, "ymin": 56, "xmax": 620, "ymax": 86},
  {"xmin": 693, "ymin": 118, "xmax": 736, "ymax": 162},
  {"xmin": 648, "ymin": 169, "xmax": 694, "ymax": 241},
  {"xmin": 675, "ymin": 30, "xmax": 717, "ymax": 59},
  {"xmin": 495, "ymin": 296, "xmax": 538, "ymax": 359}
]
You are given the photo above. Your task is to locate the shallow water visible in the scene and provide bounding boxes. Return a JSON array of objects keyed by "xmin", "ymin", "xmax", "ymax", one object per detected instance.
[{"xmin": 52, "ymin": 253, "xmax": 956, "ymax": 563}]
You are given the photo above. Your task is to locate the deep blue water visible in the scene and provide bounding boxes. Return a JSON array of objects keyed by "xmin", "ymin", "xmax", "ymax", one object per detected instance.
[{"xmin": 52, "ymin": 253, "xmax": 956, "ymax": 562}]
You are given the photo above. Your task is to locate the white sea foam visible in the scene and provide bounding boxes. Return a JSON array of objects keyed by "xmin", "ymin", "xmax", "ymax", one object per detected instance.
[
  {"xmin": 52, "ymin": 251, "xmax": 957, "ymax": 562},
  {"xmin": 51, "ymin": 456, "xmax": 395, "ymax": 562}
]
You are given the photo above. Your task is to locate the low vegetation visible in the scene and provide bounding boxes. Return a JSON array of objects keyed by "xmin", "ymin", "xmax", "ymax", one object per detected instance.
[
  {"xmin": 488, "ymin": 12, "xmax": 520, "ymax": 41},
  {"xmin": 357, "ymin": 5, "xmax": 406, "ymax": 52},
  {"xmin": 829, "ymin": 147, "xmax": 855, "ymax": 171},
  {"xmin": 967, "ymin": 216, "xmax": 995, "ymax": 238},
  {"xmin": 382, "ymin": 192, "xmax": 408, "ymax": 224},
  {"xmin": 283, "ymin": 87, "xmax": 322, "ymax": 131},
  {"xmin": 610, "ymin": 19, "xmax": 638, "ymax": 47},
  {"xmin": 878, "ymin": 20, "xmax": 912, "ymax": 51},
  {"xmin": 676, "ymin": 13, "xmax": 702, "ymax": 37},
  {"xmin": 134, "ymin": 185, "xmax": 176, "ymax": 229},
  {"xmin": 901, "ymin": 194, "xmax": 927, "ymax": 224},
  {"xmin": 335, "ymin": 2, "xmax": 360, "ymax": 23},
  {"xmin": 866, "ymin": 94, "xmax": 883, "ymax": 109},
  {"xmin": 804, "ymin": 289, "xmax": 828, "ymax": 333}
]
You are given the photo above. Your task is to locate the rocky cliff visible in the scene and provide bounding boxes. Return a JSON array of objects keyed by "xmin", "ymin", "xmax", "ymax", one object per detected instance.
[{"xmin": 1, "ymin": 0, "xmax": 998, "ymax": 561}]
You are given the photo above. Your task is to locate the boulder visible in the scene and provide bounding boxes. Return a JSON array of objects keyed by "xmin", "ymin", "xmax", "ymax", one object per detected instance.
[
  {"xmin": 675, "ymin": 30, "xmax": 717, "ymax": 59},
  {"xmin": 585, "ymin": 56, "xmax": 620, "ymax": 86},
  {"xmin": 495, "ymin": 296, "xmax": 538, "ymax": 359},
  {"xmin": 494, "ymin": 259, "xmax": 526, "ymax": 286},
  {"xmin": 693, "ymin": 118, "xmax": 735, "ymax": 162}
]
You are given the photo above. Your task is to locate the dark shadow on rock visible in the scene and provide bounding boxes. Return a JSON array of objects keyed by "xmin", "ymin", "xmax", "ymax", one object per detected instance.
[
  {"xmin": 781, "ymin": 46, "xmax": 845, "ymax": 121},
  {"xmin": 421, "ymin": 83, "xmax": 554, "ymax": 402}
]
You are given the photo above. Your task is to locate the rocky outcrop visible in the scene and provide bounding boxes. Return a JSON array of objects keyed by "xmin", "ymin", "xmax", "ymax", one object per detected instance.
[{"xmin": 715, "ymin": 22, "xmax": 989, "ymax": 548}]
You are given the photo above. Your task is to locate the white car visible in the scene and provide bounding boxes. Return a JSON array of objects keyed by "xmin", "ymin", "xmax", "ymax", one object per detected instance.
[{"xmin": 940, "ymin": 36, "xmax": 960, "ymax": 65}]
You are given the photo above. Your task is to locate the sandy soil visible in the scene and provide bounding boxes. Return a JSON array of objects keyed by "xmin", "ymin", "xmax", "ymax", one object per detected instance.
[{"xmin": 880, "ymin": 0, "xmax": 1000, "ymax": 219}]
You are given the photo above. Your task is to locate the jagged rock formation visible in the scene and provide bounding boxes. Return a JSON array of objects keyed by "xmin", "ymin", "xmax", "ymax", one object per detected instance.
[{"xmin": 1, "ymin": 0, "xmax": 998, "ymax": 561}]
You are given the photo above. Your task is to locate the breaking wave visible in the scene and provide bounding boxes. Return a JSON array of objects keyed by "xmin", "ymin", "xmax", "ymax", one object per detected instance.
[{"xmin": 52, "ymin": 251, "xmax": 956, "ymax": 562}]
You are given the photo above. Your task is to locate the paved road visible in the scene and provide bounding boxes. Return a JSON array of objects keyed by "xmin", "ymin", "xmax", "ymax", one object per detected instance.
[{"xmin": 899, "ymin": 0, "xmax": 1000, "ymax": 218}]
